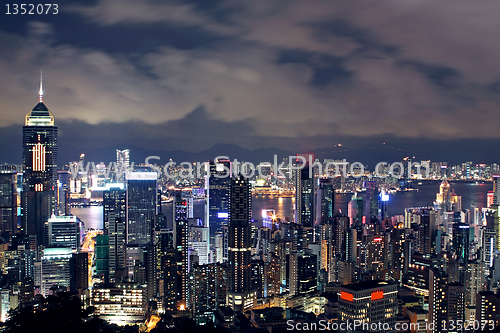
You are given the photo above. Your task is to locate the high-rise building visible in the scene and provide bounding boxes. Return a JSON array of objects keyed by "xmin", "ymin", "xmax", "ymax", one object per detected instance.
[
  {"xmin": 191, "ymin": 263, "xmax": 225, "ymax": 324},
  {"xmin": 0, "ymin": 289, "xmax": 10, "ymax": 322},
  {"xmin": 22, "ymin": 78, "xmax": 57, "ymax": 248},
  {"xmin": 343, "ymin": 226, "xmax": 357, "ymax": 263},
  {"xmin": 189, "ymin": 225, "xmax": 209, "ymax": 265},
  {"xmin": 481, "ymin": 219, "xmax": 496, "ymax": 269},
  {"xmin": 363, "ymin": 181, "xmax": 380, "ymax": 224},
  {"xmin": 493, "ymin": 175, "xmax": 500, "ymax": 206},
  {"xmin": 45, "ymin": 215, "xmax": 81, "ymax": 252},
  {"xmin": 205, "ymin": 159, "xmax": 231, "ymax": 258},
  {"xmin": 338, "ymin": 280, "xmax": 398, "ymax": 333},
  {"xmin": 70, "ymin": 252, "xmax": 89, "ymax": 293},
  {"xmin": 126, "ymin": 244, "xmax": 141, "ymax": 280},
  {"xmin": 143, "ymin": 243, "xmax": 156, "ymax": 302},
  {"xmin": 492, "ymin": 205, "xmax": 500, "ymax": 252},
  {"xmin": 428, "ymin": 269, "xmax": 448, "ymax": 332},
  {"xmin": 316, "ymin": 178, "xmax": 336, "ymax": 224},
  {"xmin": 405, "ymin": 207, "xmax": 436, "ymax": 255},
  {"xmin": 367, "ymin": 235, "xmax": 387, "ymax": 275},
  {"xmin": 40, "ymin": 247, "xmax": 72, "ymax": 297},
  {"xmin": 92, "ymin": 282, "xmax": 146, "ymax": 325},
  {"xmin": 0, "ymin": 165, "xmax": 17, "ymax": 234},
  {"xmin": 155, "ymin": 229, "xmax": 176, "ymax": 313},
  {"xmin": 295, "ymin": 164, "xmax": 315, "ymax": 227},
  {"xmin": 289, "ymin": 251, "xmax": 317, "ymax": 296},
  {"xmin": 464, "ymin": 261, "xmax": 485, "ymax": 307},
  {"xmin": 95, "ymin": 234, "xmax": 109, "ymax": 284},
  {"xmin": 116, "ymin": 149, "xmax": 130, "ymax": 181},
  {"xmin": 251, "ymin": 259, "xmax": 265, "ymax": 299},
  {"xmin": 348, "ymin": 194, "xmax": 364, "ymax": 226},
  {"xmin": 227, "ymin": 175, "xmax": 256, "ymax": 312},
  {"xmin": 109, "ymin": 212, "xmax": 126, "ymax": 283},
  {"xmin": 103, "ymin": 184, "xmax": 126, "ymax": 234},
  {"xmin": 56, "ymin": 170, "xmax": 71, "ymax": 216},
  {"xmin": 447, "ymin": 283, "xmax": 465, "ymax": 327},
  {"xmin": 435, "ymin": 179, "xmax": 462, "ymax": 212},
  {"xmin": 476, "ymin": 291, "xmax": 500, "ymax": 328},
  {"xmin": 126, "ymin": 171, "xmax": 158, "ymax": 245},
  {"xmin": 173, "ymin": 191, "xmax": 189, "ymax": 310},
  {"xmin": 453, "ymin": 223, "xmax": 470, "ymax": 264}
]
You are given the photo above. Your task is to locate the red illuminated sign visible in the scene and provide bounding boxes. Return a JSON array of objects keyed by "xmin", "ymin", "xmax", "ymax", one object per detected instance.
[
  {"xmin": 371, "ymin": 291, "xmax": 383, "ymax": 300},
  {"xmin": 340, "ymin": 292, "xmax": 353, "ymax": 301},
  {"xmin": 373, "ymin": 237, "xmax": 383, "ymax": 242}
]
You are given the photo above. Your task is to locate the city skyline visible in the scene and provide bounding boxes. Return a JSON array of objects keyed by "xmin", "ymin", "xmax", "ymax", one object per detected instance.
[{"xmin": 3, "ymin": 2, "xmax": 500, "ymax": 332}]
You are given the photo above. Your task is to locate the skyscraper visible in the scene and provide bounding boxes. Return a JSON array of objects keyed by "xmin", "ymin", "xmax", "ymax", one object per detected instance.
[
  {"xmin": 116, "ymin": 149, "xmax": 130, "ymax": 181},
  {"xmin": 126, "ymin": 171, "xmax": 158, "ymax": 245},
  {"xmin": 205, "ymin": 159, "xmax": 231, "ymax": 259},
  {"xmin": 155, "ymin": 229, "xmax": 176, "ymax": 313},
  {"xmin": 493, "ymin": 175, "xmax": 500, "ymax": 206},
  {"xmin": 316, "ymin": 178, "xmax": 336, "ymax": 224},
  {"xmin": 95, "ymin": 234, "xmax": 109, "ymax": 284},
  {"xmin": 40, "ymin": 247, "xmax": 72, "ymax": 297},
  {"xmin": 173, "ymin": 191, "xmax": 188, "ymax": 310},
  {"xmin": 493, "ymin": 205, "xmax": 500, "ymax": 253},
  {"xmin": 453, "ymin": 223, "xmax": 470, "ymax": 264},
  {"xmin": 109, "ymin": 212, "xmax": 126, "ymax": 283},
  {"xmin": 22, "ymin": 77, "xmax": 57, "ymax": 248},
  {"xmin": 0, "ymin": 165, "xmax": 17, "ymax": 234},
  {"xmin": 227, "ymin": 175, "xmax": 256, "ymax": 312},
  {"xmin": 363, "ymin": 181, "xmax": 380, "ymax": 224},
  {"xmin": 70, "ymin": 252, "xmax": 89, "ymax": 293},
  {"xmin": 56, "ymin": 170, "xmax": 70, "ymax": 216},
  {"xmin": 289, "ymin": 251, "xmax": 317, "ymax": 296},
  {"xmin": 428, "ymin": 269, "xmax": 448, "ymax": 332},
  {"xmin": 45, "ymin": 215, "xmax": 81, "ymax": 252},
  {"xmin": 476, "ymin": 291, "xmax": 500, "ymax": 328},
  {"xmin": 103, "ymin": 184, "xmax": 126, "ymax": 234},
  {"xmin": 338, "ymin": 280, "xmax": 398, "ymax": 333},
  {"xmin": 295, "ymin": 163, "xmax": 315, "ymax": 227},
  {"xmin": 447, "ymin": 283, "xmax": 465, "ymax": 328},
  {"xmin": 191, "ymin": 263, "xmax": 225, "ymax": 324}
]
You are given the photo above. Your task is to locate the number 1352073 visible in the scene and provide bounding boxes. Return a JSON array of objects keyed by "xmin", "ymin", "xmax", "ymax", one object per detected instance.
[{"xmin": 6, "ymin": 4, "xmax": 58, "ymax": 15}]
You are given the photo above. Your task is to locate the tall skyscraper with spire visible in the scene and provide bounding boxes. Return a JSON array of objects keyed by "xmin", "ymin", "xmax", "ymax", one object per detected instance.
[{"xmin": 22, "ymin": 72, "xmax": 58, "ymax": 248}]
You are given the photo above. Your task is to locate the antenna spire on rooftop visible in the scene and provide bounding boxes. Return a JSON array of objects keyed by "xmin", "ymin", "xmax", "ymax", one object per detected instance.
[{"xmin": 39, "ymin": 69, "xmax": 43, "ymax": 102}]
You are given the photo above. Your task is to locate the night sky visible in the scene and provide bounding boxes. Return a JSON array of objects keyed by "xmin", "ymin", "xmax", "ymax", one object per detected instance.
[{"xmin": 2, "ymin": 0, "xmax": 500, "ymax": 164}]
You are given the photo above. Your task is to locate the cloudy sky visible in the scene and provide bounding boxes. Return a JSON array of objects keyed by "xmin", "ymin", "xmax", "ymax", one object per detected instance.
[{"xmin": 2, "ymin": 0, "xmax": 500, "ymax": 163}]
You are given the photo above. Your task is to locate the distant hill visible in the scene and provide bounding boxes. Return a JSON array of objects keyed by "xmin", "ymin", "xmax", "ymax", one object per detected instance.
[
  {"xmin": 59, "ymin": 143, "xmax": 294, "ymax": 166},
  {"xmin": 312, "ymin": 143, "xmax": 417, "ymax": 168},
  {"xmin": 57, "ymin": 140, "xmax": 499, "ymax": 168}
]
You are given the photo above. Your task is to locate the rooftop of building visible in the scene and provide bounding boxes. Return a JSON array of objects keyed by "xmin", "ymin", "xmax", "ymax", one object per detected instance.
[
  {"xmin": 399, "ymin": 295, "xmax": 420, "ymax": 303},
  {"xmin": 406, "ymin": 306, "xmax": 428, "ymax": 315},
  {"xmin": 340, "ymin": 280, "xmax": 397, "ymax": 292},
  {"xmin": 32, "ymin": 102, "xmax": 49, "ymax": 113}
]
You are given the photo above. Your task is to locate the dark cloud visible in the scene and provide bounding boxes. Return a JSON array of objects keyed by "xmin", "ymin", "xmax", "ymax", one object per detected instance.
[
  {"xmin": 2, "ymin": 0, "xmax": 500, "ymax": 163},
  {"xmin": 311, "ymin": 19, "xmax": 400, "ymax": 56},
  {"xmin": 397, "ymin": 60, "xmax": 461, "ymax": 89},
  {"xmin": 277, "ymin": 49, "xmax": 352, "ymax": 87}
]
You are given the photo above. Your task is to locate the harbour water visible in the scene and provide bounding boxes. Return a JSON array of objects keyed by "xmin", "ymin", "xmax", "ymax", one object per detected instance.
[{"xmin": 71, "ymin": 181, "xmax": 490, "ymax": 230}]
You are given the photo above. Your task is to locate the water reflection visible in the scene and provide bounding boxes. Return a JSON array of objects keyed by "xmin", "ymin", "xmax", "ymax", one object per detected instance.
[{"xmin": 70, "ymin": 182, "xmax": 490, "ymax": 230}]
